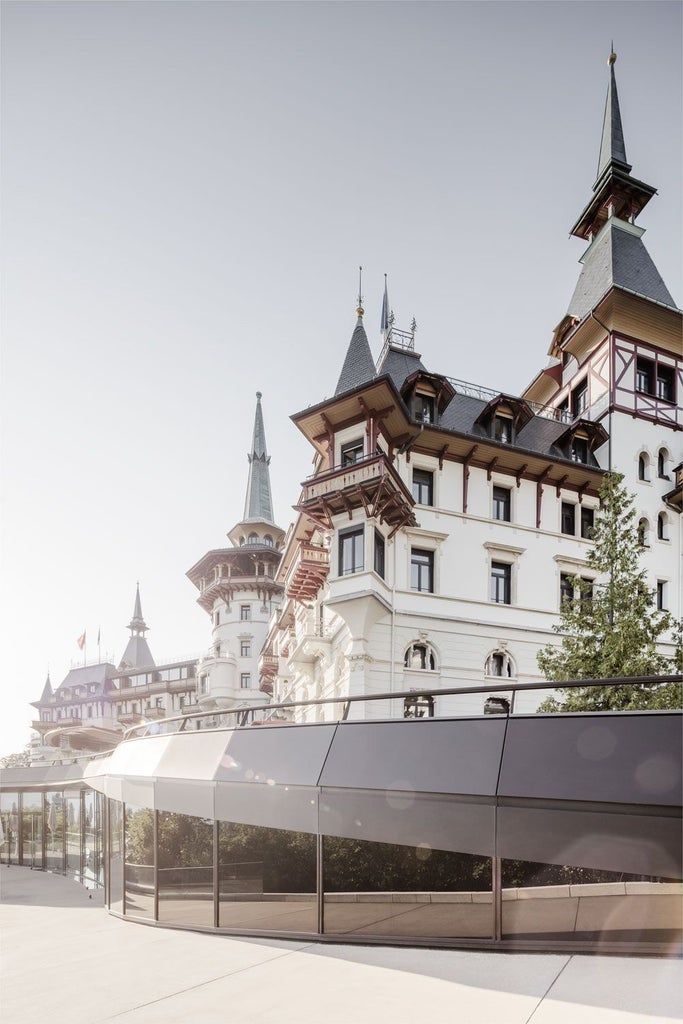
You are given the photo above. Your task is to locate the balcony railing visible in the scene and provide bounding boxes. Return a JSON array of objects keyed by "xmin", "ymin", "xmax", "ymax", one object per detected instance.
[
  {"xmin": 298, "ymin": 453, "xmax": 417, "ymax": 537},
  {"xmin": 285, "ymin": 542, "xmax": 330, "ymax": 604}
]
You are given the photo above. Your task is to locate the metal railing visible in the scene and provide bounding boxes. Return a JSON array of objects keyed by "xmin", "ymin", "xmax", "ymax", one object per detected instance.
[{"xmin": 122, "ymin": 675, "xmax": 682, "ymax": 741}]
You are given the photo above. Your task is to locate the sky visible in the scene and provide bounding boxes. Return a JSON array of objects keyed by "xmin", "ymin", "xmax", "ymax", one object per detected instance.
[{"xmin": 1, "ymin": 1, "xmax": 681, "ymax": 757}]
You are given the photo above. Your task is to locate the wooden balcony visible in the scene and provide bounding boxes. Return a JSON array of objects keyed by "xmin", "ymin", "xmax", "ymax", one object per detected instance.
[
  {"xmin": 285, "ymin": 542, "xmax": 330, "ymax": 604},
  {"xmin": 296, "ymin": 454, "xmax": 417, "ymax": 537}
]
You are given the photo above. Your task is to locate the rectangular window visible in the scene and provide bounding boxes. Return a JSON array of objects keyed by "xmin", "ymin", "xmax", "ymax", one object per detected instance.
[
  {"xmin": 240, "ymin": 673, "xmax": 251, "ymax": 689},
  {"xmin": 492, "ymin": 486, "xmax": 511, "ymax": 522},
  {"xmin": 415, "ymin": 394, "xmax": 435, "ymax": 425},
  {"xmin": 571, "ymin": 380, "xmax": 588, "ymax": 418},
  {"xmin": 490, "ymin": 562, "xmax": 511, "ymax": 604},
  {"xmin": 411, "ymin": 548, "xmax": 434, "ymax": 593},
  {"xmin": 636, "ymin": 358, "xmax": 654, "ymax": 395},
  {"xmin": 240, "ymin": 641, "xmax": 251, "ymax": 658},
  {"xmin": 240, "ymin": 605, "xmax": 251, "ymax": 621},
  {"xmin": 214, "ymin": 610, "xmax": 220, "ymax": 626},
  {"xmin": 412, "ymin": 468, "xmax": 434, "ymax": 505},
  {"xmin": 656, "ymin": 364, "xmax": 675, "ymax": 402},
  {"xmin": 374, "ymin": 530, "xmax": 385, "ymax": 578},
  {"xmin": 561, "ymin": 502, "xmax": 576, "ymax": 535},
  {"xmin": 494, "ymin": 416, "xmax": 513, "ymax": 443},
  {"xmin": 340, "ymin": 439, "xmax": 364, "ymax": 467},
  {"xmin": 657, "ymin": 580, "xmax": 667, "ymax": 611},
  {"xmin": 560, "ymin": 573, "xmax": 574, "ymax": 605},
  {"xmin": 339, "ymin": 526, "xmax": 364, "ymax": 576},
  {"xmin": 580, "ymin": 506, "xmax": 594, "ymax": 539},
  {"xmin": 579, "ymin": 577, "xmax": 593, "ymax": 603},
  {"xmin": 571, "ymin": 438, "xmax": 589, "ymax": 463}
]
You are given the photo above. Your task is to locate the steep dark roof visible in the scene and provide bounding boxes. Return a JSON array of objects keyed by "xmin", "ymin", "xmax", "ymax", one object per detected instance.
[
  {"xmin": 376, "ymin": 345, "xmax": 426, "ymax": 392},
  {"xmin": 335, "ymin": 317, "xmax": 376, "ymax": 396},
  {"xmin": 567, "ymin": 219, "xmax": 677, "ymax": 319}
]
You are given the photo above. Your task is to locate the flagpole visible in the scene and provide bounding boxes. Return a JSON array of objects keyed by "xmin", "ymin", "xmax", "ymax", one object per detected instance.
[{"xmin": 97, "ymin": 627, "xmax": 101, "ymax": 665}]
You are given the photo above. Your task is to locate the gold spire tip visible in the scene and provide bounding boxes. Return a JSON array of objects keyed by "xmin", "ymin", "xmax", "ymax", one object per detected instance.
[{"xmin": 608, "ymin": 49, "xmax": 617, "ymax": 66}]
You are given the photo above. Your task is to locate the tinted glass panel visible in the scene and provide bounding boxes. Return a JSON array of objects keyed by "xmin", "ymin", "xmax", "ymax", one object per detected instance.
[
  {"xmin": 124, "ymin": 804, "xmax": 155, "ymax": 919},
  {"xmin": 502, "ymin": 858, "xmax": 682, "ymax": 944},
  {"xmin": 158, "ymin": 812, "xmax": 214, "ymax": 928},
  {"xmin": 83, "ymin": 790, "xmax": 103, "ymax": 887},
  {"xmin": 64, "ymin": 790, "xmax": 81, "ymax": 880},
  {"xmin": 109, "ymin": 799, "xmax": 124, "ymax": 912},
  {"xmin": 323, "ymin": 836, "xmax": 492, "ymax": 938},
  {"xmin": 22, "ymin": 793, "xmax": 43, "ymax": 869},
  {"xmin": 1, "ymin": 792, "xmax": 19, "ymax": 865},
  {"xmin": 45, "ymin": 791, "xmax": 64, "ymax": 873},
  {"xmin": 218, "ymin": 821, "xmax": 316, "ymax": 932}
]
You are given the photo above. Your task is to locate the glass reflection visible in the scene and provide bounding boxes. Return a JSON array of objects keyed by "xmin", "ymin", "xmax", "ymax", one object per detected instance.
[
  {"xmin": 218, "ymin": 822, "xmax": 316, "ymax": 932},
  {"xmin": 124, "ymin": 804, "xmax": 155, "ymax": 919},
  {"xmin": 158, "ymin": 812, "xmax": 214, "ymax": 928},
  {"xmin": 64, "ymin": 790, "xmax": 82, "ymax": 880},
  {"xmin": 109, "ymin": 800, "xmax": 124, "ymax": 912},
  {"xmin": 83, "ymin": 791, "xmax": 103, "ymax": 888},
  {"xmin": 21, "ymin": 793, "xmax": 43, "ymax": 869},
  {"xmin": 0, "ymin": 792, "xmax": 19, "ymax": 865},
  {"xmin": 45, "ymin": 791, "xmax": 64, "ymax": 873},
  {"xmin": 502, "ymin": 859, "xmax": 683, "ymax": 943},
  {"xmin": 323, "ymin": 837, "xmax": 492, "ymax": 938}
]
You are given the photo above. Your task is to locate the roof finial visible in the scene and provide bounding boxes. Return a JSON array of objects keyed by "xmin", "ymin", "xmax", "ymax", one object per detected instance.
[
  {"xmin": 356, "ymin": 265, "xmax": 364, "ymax": 318},
  {"xmin": 608, "ymin": 43, "xmax": 616, "ymax": 66},
  {"xmin": 256, "ymin": 390, "xmax": 262, "ymax": 401}
]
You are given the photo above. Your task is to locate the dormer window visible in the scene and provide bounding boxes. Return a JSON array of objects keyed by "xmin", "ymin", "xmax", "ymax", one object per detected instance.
[
  {"xmin": 494, "ymin": 415, "xmax": 513, "ymax": 444},
  {"xmin": 415, "ymin": 394, "xmax": 435, "ymax": 425},
  {"xmin": 571, "ymin": 438, "xmax": 589, "ymax": 463}
]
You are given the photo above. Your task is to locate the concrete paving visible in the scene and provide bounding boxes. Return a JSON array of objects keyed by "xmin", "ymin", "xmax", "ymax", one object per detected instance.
[{"xmin": 1, "ymin": 865, "xmax": 681, "ymax": 1024}]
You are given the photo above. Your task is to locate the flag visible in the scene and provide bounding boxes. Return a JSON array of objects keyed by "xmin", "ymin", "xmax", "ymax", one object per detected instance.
[
  {"xmin": 380, "ymin": 275, "xmax": 390, "ymax": 336},
  {"xmin": 77, "ymin": 632, "xmax": 86, "ymax": 650}
]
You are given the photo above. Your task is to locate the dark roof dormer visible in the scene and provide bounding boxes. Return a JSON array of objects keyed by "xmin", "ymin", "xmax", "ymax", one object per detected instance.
[
  {"xmin": 474, "ymin": 394, "xmax": 534, "ymax": 445},
  {"xmin": 400, "ymin": 370, "xmax": 456, "ymax": 426},
  {"xmin": 552, "ymin": 419, "xmax": 608, "ymax": 467}
]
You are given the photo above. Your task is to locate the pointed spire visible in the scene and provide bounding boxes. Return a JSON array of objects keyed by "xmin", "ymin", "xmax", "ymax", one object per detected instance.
[
  {"xmin": 39, "ymin": 671, "xmax": 53, "ymax": 703},
  {"xmin": 570, "ymin": 50, "xmax": 656, "ymax": 242},
  {"xmin": 119, "ymin": 583, "xmax": 155, "ymax": 669},
  {"xmin": 334, "ymin": 272, "xmax": 377, "ymax": 396},
  {"xmin": 380, "ymin": 274, "xmax": 390, "ymax": 339},
  {"xmin": 596, "ymin": 47, "xmax": 630, "ymax": 183},
  {"xmin": 127, "ymin": 582, "xmax": 148, "ymax": 634},
  {"xmin": 243, "ymin": 391, "xmax": 274, "ymax": 523}
]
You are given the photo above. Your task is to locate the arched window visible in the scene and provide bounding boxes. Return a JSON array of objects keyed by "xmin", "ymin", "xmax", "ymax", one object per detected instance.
[
  {"xmin": 658, "ymin": 448, "xmax": 670, "ymax": 479},
  {"xmin": 638, "ymin": 518, "xmax": 650, "ymax": 548},
  {"xmin": 239, "ymin": 536, "xmax": 245, "ymax": 546},
  {"xmin": 485, "ymin": 649, "xmax": 516, "ymax": 678},
  {"xmin": 248, "ymin": 532, "xmax": 258, "ymax": 544},
  {"xmin": 404, "ymin": 642, "xmax": 436, "ymax": 671},
  {"xmin": 658, "ymin": 512, "xmax": 669, "ymax": 541},
  {"xmin": 264, "ymin": 534, "xmax": 273, "ymax": 547},
  {"xmin": 638, "ymin": 453, "xmax": 650, "ymax": 481}
]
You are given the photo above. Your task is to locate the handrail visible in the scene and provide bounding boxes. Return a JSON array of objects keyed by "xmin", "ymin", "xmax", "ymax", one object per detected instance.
[{"xmin": 122, "ymin": 675, "xmax": 682, "ymax": 741}]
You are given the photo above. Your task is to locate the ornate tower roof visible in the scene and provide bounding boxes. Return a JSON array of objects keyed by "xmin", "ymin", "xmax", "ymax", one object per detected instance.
[
  {"xmin": 242, "ymin": 392, "xmax": 274, "ymax": 524},
  {"xmin": 119, "ymin": 583, "xmax": 155, "ymax": 670},
  {"xmin": 335, "ymin": 310, "xmax": 376, "ymax": 396},
  {"xmin": 566, "ymin": 50, "xmax": 677, "ymax": 318},
  {"xmin": 570, "ymin": 50, "xmax": 657, "ymax": 243}
]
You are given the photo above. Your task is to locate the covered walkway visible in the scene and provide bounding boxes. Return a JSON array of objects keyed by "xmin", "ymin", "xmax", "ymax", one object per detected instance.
[{"xmin": 1, "ymin": 865, "xmax": 681, "ymax": 1024}]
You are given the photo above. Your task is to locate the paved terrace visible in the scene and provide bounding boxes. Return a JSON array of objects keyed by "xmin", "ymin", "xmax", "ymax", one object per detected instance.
[{"xmin": 1, "ymin": 865, "xmax": 681, "ymax": 1024}]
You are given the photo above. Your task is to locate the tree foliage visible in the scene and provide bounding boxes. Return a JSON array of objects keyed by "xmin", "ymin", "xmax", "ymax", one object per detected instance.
[{"xmin": 537, "ymin": 472, "xmax": 682, "ymax": 711}]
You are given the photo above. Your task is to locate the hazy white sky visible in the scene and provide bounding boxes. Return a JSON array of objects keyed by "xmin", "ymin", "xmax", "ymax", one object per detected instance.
[{"xmin": 1, "ymin": 1, "xmax": 681, "ymax": 756}]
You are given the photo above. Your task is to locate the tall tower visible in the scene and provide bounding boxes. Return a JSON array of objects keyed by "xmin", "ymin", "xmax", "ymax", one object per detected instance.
[
  {"xmin": 187, "ymin": 393, "xmax": 285, "ymax": 709},
  {"xmin": 524, "ymin": 50, "xmax": 682, "ymax": 635},
  {"xmin": 119, "ymin": 583, "xmax": 155, "ymax": 670}
]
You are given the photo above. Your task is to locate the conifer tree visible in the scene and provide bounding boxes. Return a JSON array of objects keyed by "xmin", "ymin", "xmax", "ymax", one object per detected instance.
[{"xmin": 538, "ymin": 472, "xmax": 681, "ymax": 710}]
